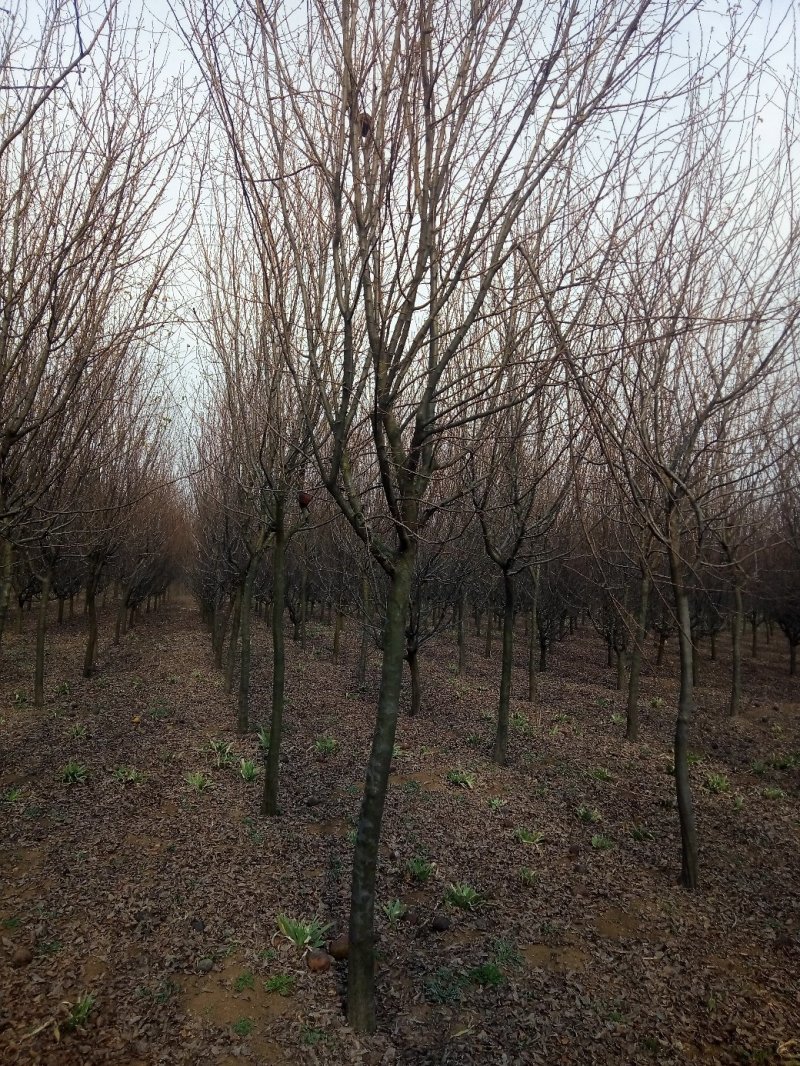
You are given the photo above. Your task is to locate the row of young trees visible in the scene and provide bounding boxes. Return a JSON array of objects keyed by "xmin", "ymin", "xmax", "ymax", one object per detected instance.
[
  {"xmin": 178, "ymin": 0, "xmax": 800, "ymax": 1031},
  {"xmin": 0, "ymin": 3, "xmax": 192, "ymax": 689}
]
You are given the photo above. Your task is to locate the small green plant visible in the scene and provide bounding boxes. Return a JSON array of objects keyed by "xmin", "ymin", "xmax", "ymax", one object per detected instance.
[
  {"xmin": 511, "ymin": 712, "xmax": 532, "ymax": 734},
  {"xmin": 469, "ymin": 962, "xmax": 504, "ymax": 987},
  {"xmin": 762, "ymin": 786, "xmax": 786, "ymax": 800},
  {"xmin": 148, "ymin": 703, "xmax": 170, "ymax": 720},
  {"xmin": 69, "ymin": 723, "xmax": 88, "ymax": 740},
  {"xmin": 751, "ymin": 759, "xmax": 767, "ymax": 776},
  {"xmin": 231, "ymin": 1018, "xmax": 253, "ymax": 1038},
  {"xmin": 446, "ymin": 769, "xmax": 475, "ymax": 789},
  {"xmin": 346, "ymin": 827, "xmax": 358, "ymax": 845},
  {"xmin": 13, "ymin": 690, "xmax": 27, "ymax": 706},
  {"xmin": 210, "ymin": 739, "xmax": 235, "ymax": 767},
  {"xmin": 513, "ymin": 826, "xmax": 544, "ymax": 845},
  {"xmin": 591, "ymin": 833, "xmax": 614, "ymax": 850},
  {"xmin": 382, "ymin": 898, "xmax": 407, "ymax": 923},
  {"xmin": 275, "ymin": 914, "xmax": 331, "ymax": 951},
  {"xmin": 60, "ymin": 760, "xmax": 87, "ymax": 785},
  {"xmin": 631, "ymin": 824, "xmax": 654, "ymax": 841},
  {"xmin": 687, "ymin": 751, "xmax": 703, "ymax": 766},
  {"xmin": 488, "ymin": 797, "xmax": 507, "ymax": 811},
  {"xmin": 263, "ymin": 973, "xmax": 294, "ymax": 995},
  {"xmin": 2, "ymin": 786, "xmax": 23, "ymax": 804},
  {"xmin": 519, "ymin": 866, "xmax": 538, "ymax": 886},
  {"xmin": 732, "ymin": 794, "xmax": 744, "ymax": 811},
  {"xmin": 705, "ymin": 773, "xmax": 730, "ymax": 794},
  {"xmin": 589, "ymin": 767, "xmax": 613, "ymax": 782},
  {"xmin": 185, "ymin": 771, "xmax": 211, "ymax": 792},
  {"xmin": 65, "ymin": 993, "xmax": 94, "ymax": 1030},
  {"xmin": 113, "ymin": 766, "xmax": 143, "ymax": 784},
  {"xmin": 57, "ymin": 681, "xmax": 71, "ymax": 696},
  {"xmin": 445, "ymin": 882, "xmax": 482, "ymax": 909},
  {"xmin": 577, "ymin": 804, "xmax": 601, "ymax": 824},
  {"xmin": 467, "ymin": 733, "xmax": 483, "ymax": 748},
  {"xmin": 492, "ymin": 938, "xmax": 521, "ymax": 966},
  {"xmin": 1, "ymin": 916, "xmax": 20, "ymax": 930},
  {"xmin": 650, "ymin": 696, "xmax": 664, "ymax": 709},
  {"xmin": 406, "ymin": 856, "xmax": 434, "ymax": 883},
  {"xmin": 403, "ymin": 779, "xmax": 421, "ymax": 795},
  {"xmin": 314, "ymin": 736, "xmax": 336, "ymax": 755},
  {"xmin": 611, "ymin": 712, "xmax": 624, "ymax": 726},
  {"xmin": 300, "ymin": 1026, "xmax": 327, "ymax": 1046},
  {"xmin": 233, "ymin": 970, "xmax": 255, "ymax": 993},
  {"xmin": 239, "ymin": 759, "xmax": 258, "ymax": 782},
  {"xmin": 423, "ymin": 966, "xmax": 466, "ymax": 1004},
  {"xmin": 256, "ymin": 725, "xmax": 270, "ymax": 751}
]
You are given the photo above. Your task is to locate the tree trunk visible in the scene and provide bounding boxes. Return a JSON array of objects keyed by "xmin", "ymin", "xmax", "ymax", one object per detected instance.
[
  {"xmin": 615, "ymin": 649, "xmax": 626, "ymax": 691},
  {"xmin": 57, "ymin": 597, "xmax": 64, "ymax": 625},
  {"xmin": 657, "ymin": 631, "xmax": 666, "ymax": 666},
  {"xmin": 213, "ymin": 596, "xmax": 234, "ymax": 669},
  {"xmin": 299, "ymin": 563, "xmax": 307, "ymax": 647},
  {"xmin": 332, "ymin": 606, "xmax": 343, "ymax": 662},
  {"xmin": 751, "ymin": 614, "xmax": 758, "ymax": 658},
  {"xmin": 729, "ymin": 583, "xmax": 743, "ymax": 717},
  {"xmin": 0, "ymin": 537, "xmax": 12, "ymax": 649},
  {"xmin": 790, "ymin": 640, "xmax": 797, "ymax": 677},
  {"xmin": 626, "ymin": 572, "xmax": 649, "ymax": 742},
  {"xmin": 407, "ymin": 646, "xmax": 421, "ymax": 716},
  {"xmin": 238, "ymin": 557, "xmax": 257, "ymax": 735},
  {"xmin": 348, "ymin": 550, "xmax": 414, "ymax": 1034},
  {"xmin": 457, "ymin": 589, "xmax": 467, "ymax": 678},
  {"xmin": 34, "ymin": 569, "xmax": 52, "ymax": 706},
  {"xmin": 527, "ymin": 567, "xmax": 540, "ymax": 702},
  {"xmin": 483, "ymin": 609, "xmax": 492, "ymax": 659},
  {"xmin": 114, "ymin": 584, "xmax": 130, "ymax": 645},
  {"xmin": 493, "ymin": 569, "xmax": 515, "ymax": 766},
  {"xmin": 710, "ymin": 630, "xmax": 716, "ymax": 660},
  {"xmin": 668, "ymin": 519, "xmax": 699, "ymax": 890},
  {"xmin": 263, "ymin": 516, "xmax": 287, "ymax": 817},
  {"xmin": 539, "ymin": 628, "xmax": 547, "ymax": 672},
  {"xmin": 225, "ymin": 585, "xmax": 242, "ymax": 694},
  {"xmin": 83, "ymin": 569, "xmax": 101, "ymax": 678}
]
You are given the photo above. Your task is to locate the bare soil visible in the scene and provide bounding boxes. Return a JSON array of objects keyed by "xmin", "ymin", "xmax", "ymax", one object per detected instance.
[{"xmin": 1, "ymin": 598, "xmax": 798, "ymax": 1064}]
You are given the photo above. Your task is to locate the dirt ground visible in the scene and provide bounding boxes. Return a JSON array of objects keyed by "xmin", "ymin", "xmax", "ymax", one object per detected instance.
[{"xmin": 1, "ymin": 596, "xmax": 798, "ymax": 1065}]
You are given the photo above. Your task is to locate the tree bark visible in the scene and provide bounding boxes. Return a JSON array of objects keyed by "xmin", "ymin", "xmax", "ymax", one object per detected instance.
[
  {"xmin": 493, "ymin": 569, "xmax": 515, "ymax": 765},
  {"xmin": 483, "ymin": 609, "xmax": 492, "ymax": 659},
  {"xmin": 347, "ymin": 550, "xmax": 414, "ymax": 1033},
  {"xmin": 790, "ymin": 640, "xmax": 797, "ymax": 677}
]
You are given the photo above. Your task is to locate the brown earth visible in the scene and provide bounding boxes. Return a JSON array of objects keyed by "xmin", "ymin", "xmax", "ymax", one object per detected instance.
[{"xmin": 0, "ymin": 596, "xmax": 798, "ymax": 1064}]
